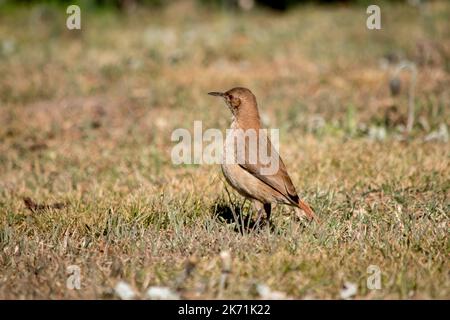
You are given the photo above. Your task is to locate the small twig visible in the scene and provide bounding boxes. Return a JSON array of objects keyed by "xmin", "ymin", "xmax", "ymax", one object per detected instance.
[{"xmin": 23, "ymin": 197, "xmax": 66, "ymax": 212}]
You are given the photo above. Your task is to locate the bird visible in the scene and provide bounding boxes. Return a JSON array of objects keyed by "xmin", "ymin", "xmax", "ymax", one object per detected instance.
[{"xmin": 208, "ymin": 87, "xmax": 317, "ymax": 224}]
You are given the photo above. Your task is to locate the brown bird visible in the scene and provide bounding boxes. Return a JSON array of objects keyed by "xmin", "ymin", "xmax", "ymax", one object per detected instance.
[{"xmin": 208, "ymin": 87, "xmax": 317, "ymax": 224}]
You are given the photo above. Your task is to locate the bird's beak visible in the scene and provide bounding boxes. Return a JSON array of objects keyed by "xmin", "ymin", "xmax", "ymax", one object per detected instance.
[{"xmin": 208, "ymin": 92, "xmax": 224, "ymax": 97}]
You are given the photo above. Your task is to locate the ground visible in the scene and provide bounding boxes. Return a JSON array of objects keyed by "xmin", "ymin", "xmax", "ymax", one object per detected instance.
[{"xmin": 0, "ymin": 1, "xmax": 449, "ymax": 299}]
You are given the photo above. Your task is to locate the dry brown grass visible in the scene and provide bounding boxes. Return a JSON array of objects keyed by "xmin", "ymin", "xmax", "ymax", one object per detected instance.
[{"xmin": 0, "ymin": 1, "xmax": 449, "ymax": 299}]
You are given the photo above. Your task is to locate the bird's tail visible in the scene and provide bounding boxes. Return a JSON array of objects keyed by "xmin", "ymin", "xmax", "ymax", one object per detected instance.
[{"xmin": 296, "ymin": 199, "xmax": 319, "ymax": 222}]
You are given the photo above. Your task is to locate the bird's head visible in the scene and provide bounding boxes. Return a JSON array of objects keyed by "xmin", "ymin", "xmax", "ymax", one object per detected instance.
[{"xmin": 208, "ymin": 87, "xmax": 258, "ymax": 118}]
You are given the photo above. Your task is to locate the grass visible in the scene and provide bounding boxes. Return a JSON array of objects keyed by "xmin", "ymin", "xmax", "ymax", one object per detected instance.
[{"xmin": 0, "ymin": 1, "xmax": 449, "ymax": 299}]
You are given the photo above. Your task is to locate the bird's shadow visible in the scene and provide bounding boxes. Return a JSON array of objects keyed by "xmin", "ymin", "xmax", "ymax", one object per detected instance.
[{"xmin": 210, "ymin": 201, "xmax": 271, "ymax": 234}]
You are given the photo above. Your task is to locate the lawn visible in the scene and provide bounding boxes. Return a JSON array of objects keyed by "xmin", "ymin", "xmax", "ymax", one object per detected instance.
[{"xmin": 0, "ymin": 0, "xmax": 449, "ymax": 299}]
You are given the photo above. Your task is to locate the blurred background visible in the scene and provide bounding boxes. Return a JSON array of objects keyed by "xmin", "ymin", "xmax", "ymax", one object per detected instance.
[{"xmin": 1, "ymin": 0, "xmax": 448, "ymax": 143}]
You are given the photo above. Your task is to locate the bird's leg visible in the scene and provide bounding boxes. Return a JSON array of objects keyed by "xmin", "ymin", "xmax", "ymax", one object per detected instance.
[
  {"xmin": 263, "ymin": 203, "xmax": 271, "ymax": 222},
  {"xmin": 252, "ymin": 201, "xmax": 265, "ymax": 230}
]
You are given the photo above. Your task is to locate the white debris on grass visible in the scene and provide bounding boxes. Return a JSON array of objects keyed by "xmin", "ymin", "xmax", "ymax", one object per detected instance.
[
  {"xmin": 114, "ymin": 281, "xmax": 136, "ymax": 300},
  {"xmin": 340, "ymin": 281, "xmax": 358, "ymax": 300},
  {"xmin": 218, "ymin": 250, "xmax": 232, "ymax": 298},
  {"xmin": 368, "ymin": 126, "xmax": 387, "ymax": 141},
  {"xmin": 424, "ymin": 123, "xmax": 448, "ymax": 143},
  {"xmin": 256, "ymin": 284, "xmax": 290, "ymax": 300},
  {"xmin": 146, "ymin": 286, "xmax": 180, "ymax": 300}
]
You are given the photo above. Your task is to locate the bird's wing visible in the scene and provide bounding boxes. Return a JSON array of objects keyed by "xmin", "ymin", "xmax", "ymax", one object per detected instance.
[{"xmin": 238, "ymin": 133, "xmax": 300, "ymax": 205}]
